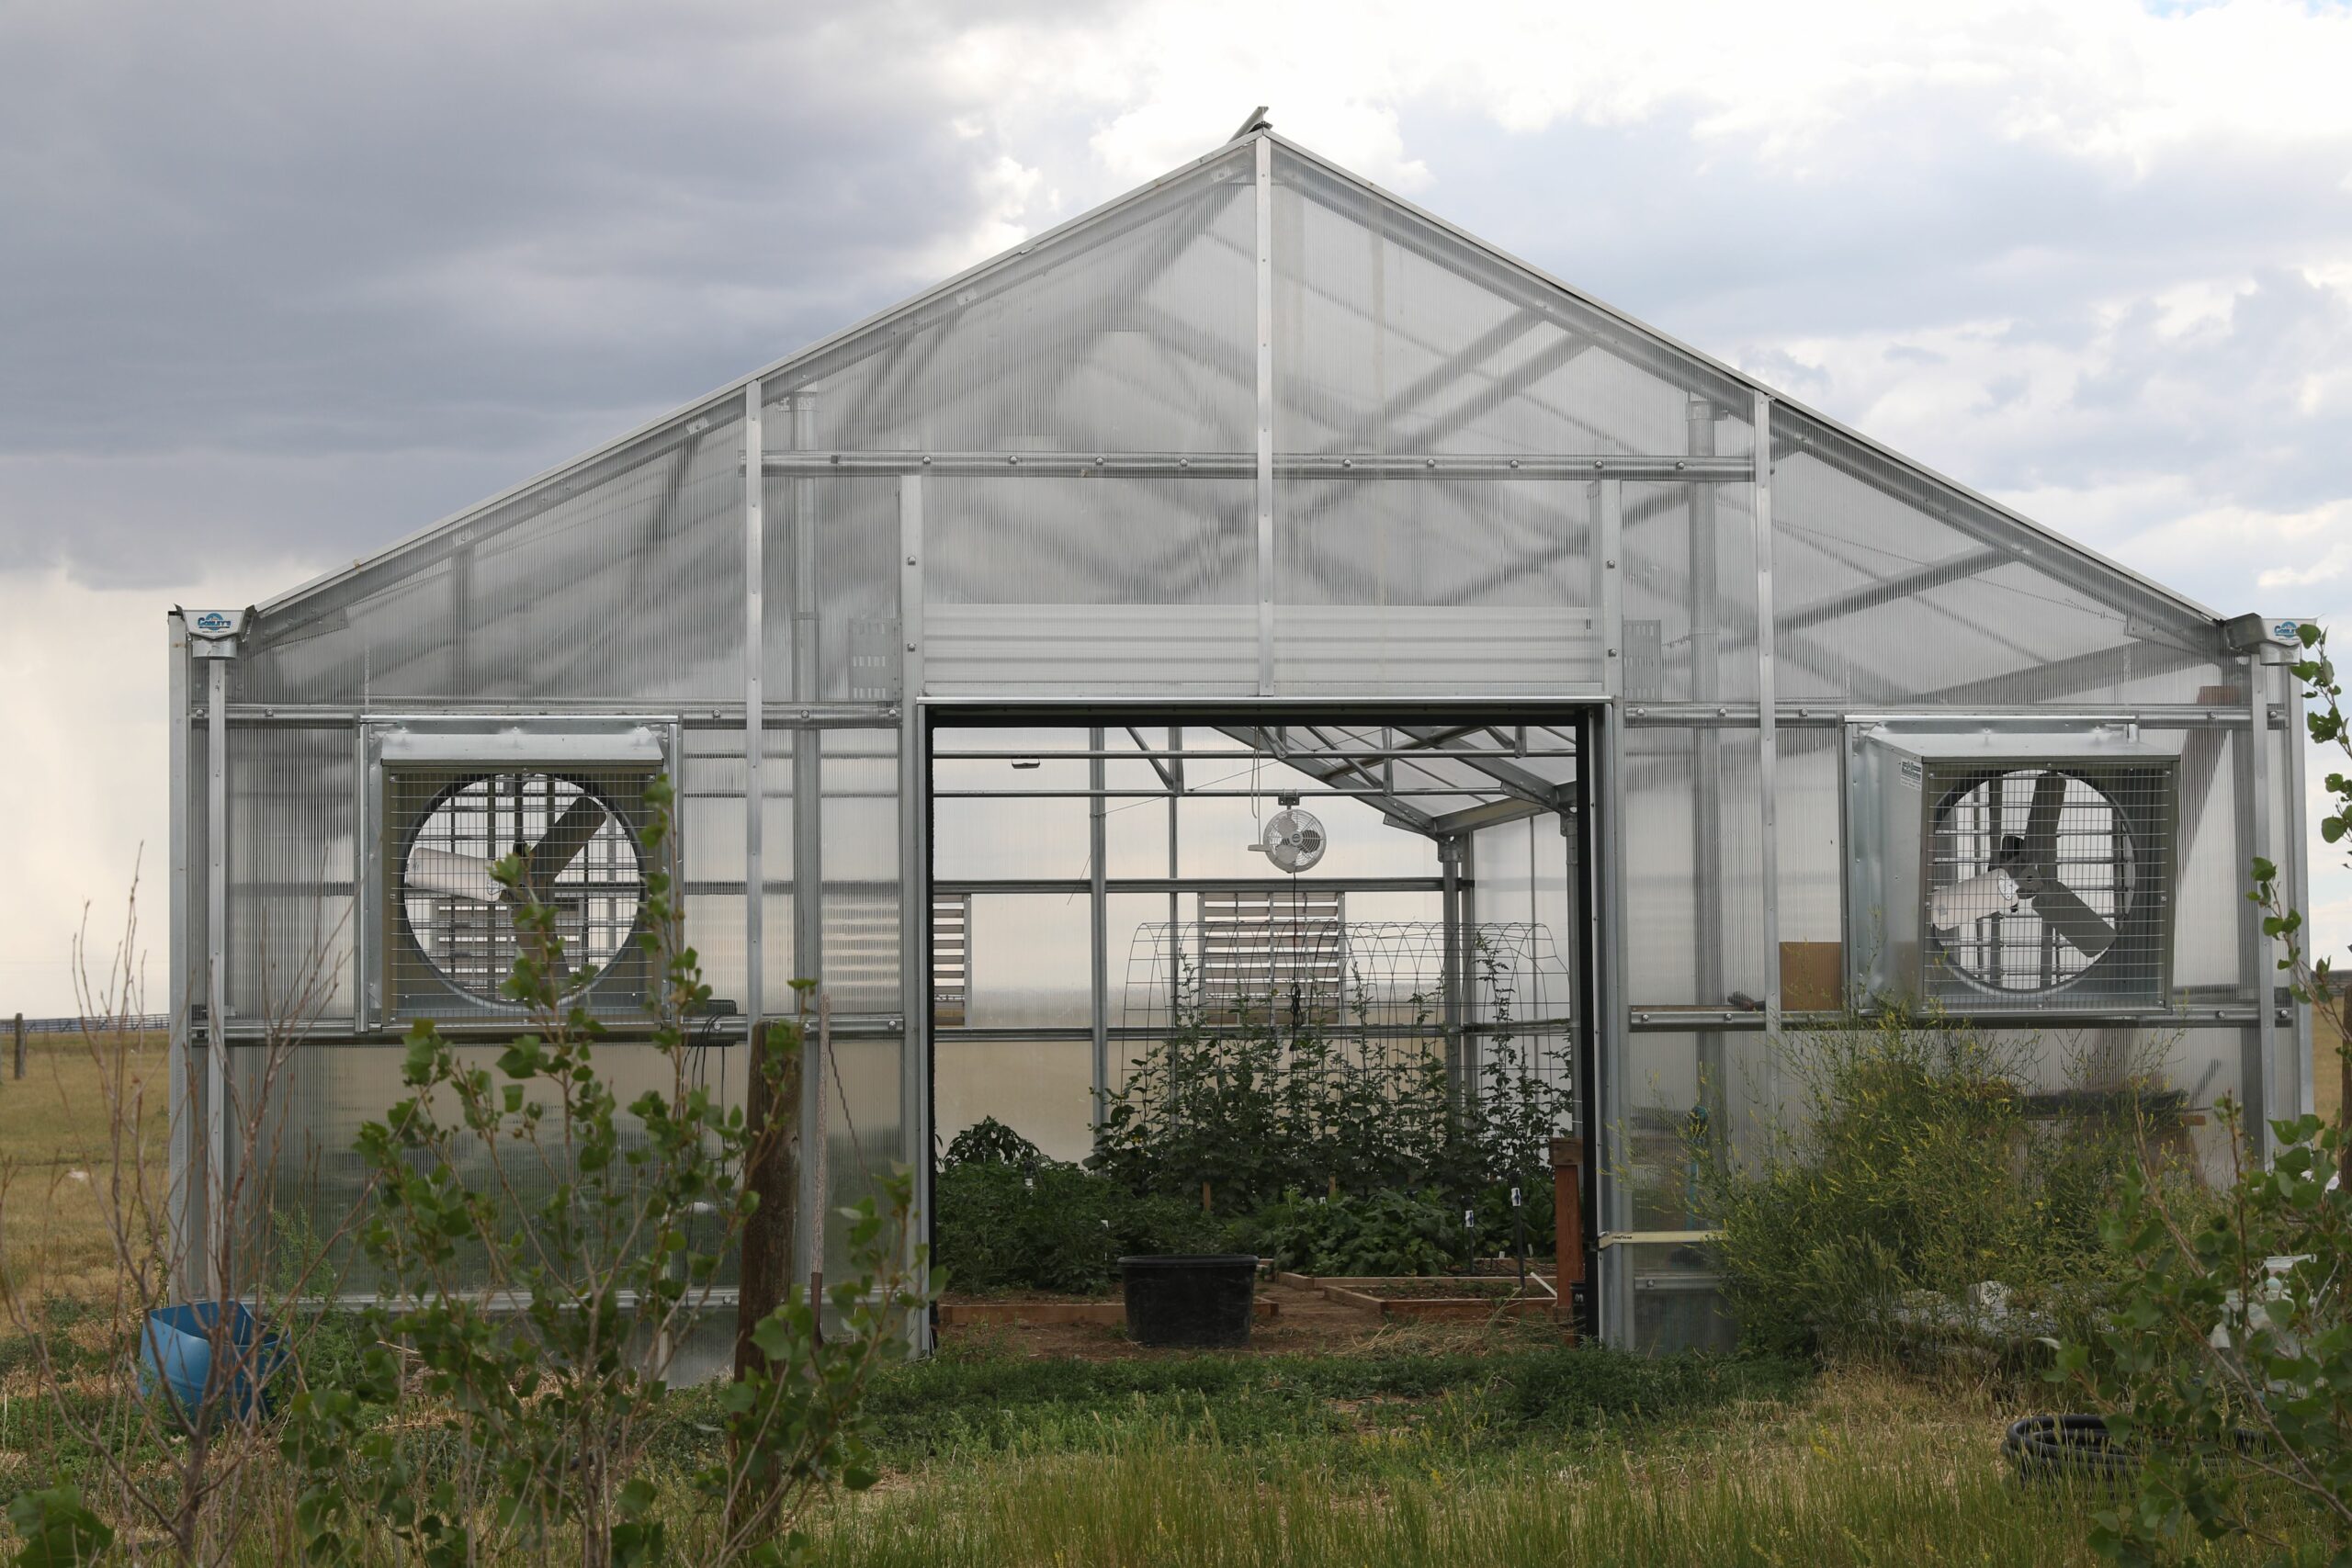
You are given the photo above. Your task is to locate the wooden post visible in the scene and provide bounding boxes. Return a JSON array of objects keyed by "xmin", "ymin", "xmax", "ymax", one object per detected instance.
[
  {"xmin": 808, "ymin": 991, "xmax": 830, "ymax": 1345},
  {"xmin": 11, "ymin": 1013, "xmax": 22, "ymax": 1080},
  {"xmin": 1551, "ymin": 1135, "xmax": 1585, "ymax": 1339},
  {"xmin": 733, "ymin": 1018, "xmax": 802, "ymax": 1381}
]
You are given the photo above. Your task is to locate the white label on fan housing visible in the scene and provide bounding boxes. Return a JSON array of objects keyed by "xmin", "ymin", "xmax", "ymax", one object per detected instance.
[{"xmin": 1898, "ymin": 757, "xmax": 1923, "ymax": 790}]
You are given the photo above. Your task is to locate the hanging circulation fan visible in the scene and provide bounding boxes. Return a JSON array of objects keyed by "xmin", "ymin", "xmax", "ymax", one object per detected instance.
[
  {"xmin": 1927, "ymin": 767, "xmax": 2132, "ymax": 994},
  {"xmin": 397, "ymin": 773, "xmax": 647, "ymax": 1006},
  {"xmin": 1255, "ymin": 794, "xmax": 1328, "ymax": 874}
]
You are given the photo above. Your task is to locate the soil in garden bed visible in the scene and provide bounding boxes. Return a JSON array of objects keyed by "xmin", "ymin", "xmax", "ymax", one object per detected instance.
[
  {"xmin": 1356, "ymin": 1279, "xmax": 1544, "ymax": 1303},
  {"xmin": 936, "ymin": 1280, "xmax": 1555, "ymax": 1361}
]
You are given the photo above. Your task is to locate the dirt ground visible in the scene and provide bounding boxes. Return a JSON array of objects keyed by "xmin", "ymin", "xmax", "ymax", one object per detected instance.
[{"xmin": 936, "ymin": 1278, "xmax": 1578, "ymax": 1360}]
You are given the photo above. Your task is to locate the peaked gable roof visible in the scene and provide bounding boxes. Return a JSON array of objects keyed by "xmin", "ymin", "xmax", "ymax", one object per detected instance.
[{"xmin": 253, "ymin": 130, "xmax": 2220, "ymax": 660}]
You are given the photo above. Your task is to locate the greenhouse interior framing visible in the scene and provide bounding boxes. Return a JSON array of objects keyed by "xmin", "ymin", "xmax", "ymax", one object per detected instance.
[{"xmin": 167, "ymin": 128, "xmax": 2318, "ymax": 1354}]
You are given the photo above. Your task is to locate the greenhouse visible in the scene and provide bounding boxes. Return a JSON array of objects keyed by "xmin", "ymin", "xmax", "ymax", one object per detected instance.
[{"xmin": 167, "ymin": 128, "xmax": 2317, "ymax": 1353}]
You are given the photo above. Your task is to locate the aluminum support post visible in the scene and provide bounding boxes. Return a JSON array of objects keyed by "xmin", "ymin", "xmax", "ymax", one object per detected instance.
[
  {"xmin": 1595, "ymin": 479, "xmax": 1634, "ymax": 1347},
  {"xmin": 2248, "ymin": 655, "xmax": 2281, "ymax": 1148},
  {"xmin": 165, "ymin": 615, "xmax": 195, "ymax": 1297},
  {"xmin": 2285, "ymin": 671, "xmax": 2316, "ymax": 1121},
  {"xmin": 1253, "ymin": 133, "xmax": 1276, "ymax": 695},
  {"xmin": 791, "ymin": 395, "xmax": 825, "ymax": 1274},
  {"xmin": 1090, "ymin": 727, "xmax": 1111, "ymax": 1123},
  {"xmin": 1688, "ymin": 400, "xmax": 1727, "ymax": 1155},
  {"xmin": 898, "ymin": 475, "xmax": 932, "ymax": 1350},
  {"xmin": 743, "ymin": 384, "xmax": 765, "ymax": 1029},
  {"xmin": 1441, "ymin": 837, "xmax": 1465, "ymax": 1102},
  {"xmin": 1753, "ymin": 393, "xmax": 1782, "ymax": 1124},
  {"xmin": 205, "ymin": 656, "xmax": 229, "ymax": 1296}
]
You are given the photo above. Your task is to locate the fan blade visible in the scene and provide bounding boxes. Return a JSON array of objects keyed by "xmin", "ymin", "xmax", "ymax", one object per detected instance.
[
  {"xmin": 405, "ymin": 846, "xmax": 503, "ymax": 901},
  {"xmin": 523, "ymin": 794, "xmax": 611, "ymax": 896},
  {"xmin": 1931, "ymin": 870, "xmax": 2018, "ymax": 931},
  {"xmin": 2030, "ymin": 881, "xmax": 2116, "ymax": 961},
  {"xmin": 2023, "ymin": 771, "xmax": 2067, "ymax": 870}
]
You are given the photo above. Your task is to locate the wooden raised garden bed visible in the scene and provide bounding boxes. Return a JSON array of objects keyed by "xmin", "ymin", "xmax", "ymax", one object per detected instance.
[
  {"xmin": 1275, "ymin": 1270, "xmax": 1562, "ymax": 1321},
  {"xmin": 939, "ymin": 1297, "xmax": 1282, "ymax": 1328}
]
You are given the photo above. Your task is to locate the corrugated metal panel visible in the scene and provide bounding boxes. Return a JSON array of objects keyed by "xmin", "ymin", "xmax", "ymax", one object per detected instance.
[
  {"xmin": 1272, "ymin": 605, "xmax": 1601, "ymax": 691},
  {"xmin": 924, "ymin": 604, "xmax": 1260, "ymax": 693}
]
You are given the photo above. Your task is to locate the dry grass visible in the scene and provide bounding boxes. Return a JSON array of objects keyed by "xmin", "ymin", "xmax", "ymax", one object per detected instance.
[
  {"xmin": 815, "ymin": 1364, "xmax": 2283, "ymax": 1567},
  {"xmin": 0, "ymin": 1028, "xmax": 169, "ymax": 1310},
  {"xmin": 2318, "ymin": 1003, "xmax": 2346, "ymax": 1130}
]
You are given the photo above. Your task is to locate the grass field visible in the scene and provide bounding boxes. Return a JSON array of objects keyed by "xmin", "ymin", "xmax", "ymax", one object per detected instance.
[
  {"xmin": 814, "ymin": 1370, "xmax": 2233, "ymax": 1567},
  {"xmin": 0, "ymin": 1020, "xmax": 2333, "ymax": 1562},
  {"xmin": 0, "ymin": 1029, "xmax": 169, "ymax": 1308}
]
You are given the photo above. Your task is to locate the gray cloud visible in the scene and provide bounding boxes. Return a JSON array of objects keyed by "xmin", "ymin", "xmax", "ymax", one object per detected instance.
[
  {"xmin": 5, "ymin": 0, "xmax": 2352, "ymax": 623},
  {"xmin": 0, "ymin": 1, "xmax": 1124, "ymax": 582}
]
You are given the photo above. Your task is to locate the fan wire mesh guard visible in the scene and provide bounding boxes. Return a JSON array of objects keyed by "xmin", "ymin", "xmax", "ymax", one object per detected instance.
[
  {"xmin": 387, "ymin": 771, "xmax": 650, "ymax": 1017},
  {"xmin": 1122, "ymin": 914, "xmax": 1577, "ymax": 1117},
  {"xmin": 1923, "ymin": 762, "xmax": 2172, "ymax": 1009}
]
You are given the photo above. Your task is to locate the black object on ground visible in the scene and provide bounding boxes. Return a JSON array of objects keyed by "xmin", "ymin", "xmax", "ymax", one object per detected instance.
[
  {"xmin": 2004, "ymin": 1414, "xmax": 2134, "ymax": 1481},
  {"xmin": 1120, "ymin": 1254, "xmax": 1259, "ymax": 1348}
]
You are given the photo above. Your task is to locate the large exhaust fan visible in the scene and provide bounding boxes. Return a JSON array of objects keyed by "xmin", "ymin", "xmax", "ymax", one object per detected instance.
[
  {"xmin": 1849, "ymin": 724, "xmax": 2176, "ymax": 1014},
  {"xmin": 386, "ymin": 772, "xmax": 650, "ymax": 1017}
]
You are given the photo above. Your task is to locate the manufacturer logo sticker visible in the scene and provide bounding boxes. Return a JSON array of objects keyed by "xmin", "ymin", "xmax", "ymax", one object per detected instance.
[{"xmin": 193, "ymin": 611, "xmax": 234, "ymax": 635}]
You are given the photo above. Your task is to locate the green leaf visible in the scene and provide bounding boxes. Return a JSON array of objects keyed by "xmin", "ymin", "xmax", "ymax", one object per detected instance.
[
  {"xmin": 7, "ymin": 1485, "xmax": 115, "ymax": 1567},
  {"xmin": 610, "ymin": 1520, "xmax": 666, "ymax": 1567}
]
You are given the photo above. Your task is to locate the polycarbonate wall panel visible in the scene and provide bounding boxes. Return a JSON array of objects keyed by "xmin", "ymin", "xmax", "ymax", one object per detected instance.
[
  {"xmin": 1621, "ymin": 1031, "xmax": 1770, "ymax": 1224},
  {"xmin": 224, "ymin": 726, "xmax": 356, "ymax": 1023},
  {"xmin": 242, "ymin": 401, "xmax": 749, "ymax": 705},
  {"xmin": 1470, "ymin": 817, "xmax": 1574, "ymax": 962},
  {"xmin": 681, "ymin": 727, "xmax": 769, "ymax": 1010},
  {"xmin": 964, "ymin": 896, "xmax": 1092, "ymax": 1028},
  {"xmin": 761, "ymin": 474, "xmax": 902, "ymax": 703},
  {"xmin": 935, "ymin": 1038, "xmax": 1093, "ymax": 1164},
  {"xmin": 238, "ymin": 1041, "xmax": 734, "ymax": 1294},
  {"xmin": 1276, "ymin": 478, "xmax": 1590, "ymax": 608},
  {"xmin": 1770, "ymin": 410, "xmax": 2225, "ymax": 706},
  {"xmin": 2172, "ymin": 724, "xmax": 2250, "ymax": 1000},
  {"xmin": 820, "ymin": 728, "xmax": 900, "ymax": 1016},
  {"xmin": 774, "ymin": 147, "xmax": 1254, "ymax": 456},
  {"xmin": 185, "ymin": 717, "xmax": 211, "ymax": 1019},
  {"xmin": 1773, "ymin": 729, "xmax": 1843, "ymax": 943},
  {"xmin": 926, "ymin": 477, "xmax": 1254, "ymax": 605},
  {"xmin": 818, "ymin": 1033, "xmax": 905, "ymax": 1281},
  {"xmin": 1624, "ymin": 728, "xmax": 1768, "ymax": 1008},
  {"xmin": 753, "ymin": 728, "xmax": 801, "ymax": 1006},
  {"xmin": 1271, "ymin": 146, "xmax": 1751, "ymax": 458},
  {"xmin": 1622, "ymin": 480, "xmax": 1759, "ymax": 704}
]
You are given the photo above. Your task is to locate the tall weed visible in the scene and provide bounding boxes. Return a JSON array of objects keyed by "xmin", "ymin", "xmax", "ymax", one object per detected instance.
[{"xmin": 1701, "ymin": 1012, "xmax": 2187, "ymax": 1364}]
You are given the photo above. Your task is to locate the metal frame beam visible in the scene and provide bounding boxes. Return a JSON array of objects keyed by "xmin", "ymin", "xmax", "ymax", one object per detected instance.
[
  {"xmin": 1753, "ymin": 393, "xmax": 1783, "ymax": 1107},
  {"xmin": 755, "ymin": 450, "xmax": 1748, "ymax": 480},
  {"xmin": 743, "ymin": 385, "xmax": 765, "ymax": 1029},
  {"xmin": 166, "ymin": 615, "xmax": 195, "ymax": 1297},
  {"xmin": 1210, "ymin": 722, "xmax": 1445, "ymax": 835},
  {"xmin": 1593, "ymin": 479, "xmax": 1634, "ymax": 1348},
  {"xmin": 898, "ymin": 476, "xmax": 932, "ymax": 1350}
]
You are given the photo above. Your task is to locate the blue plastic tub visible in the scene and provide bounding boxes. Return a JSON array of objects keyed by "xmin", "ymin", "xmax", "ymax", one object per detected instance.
[{"xmin": 139, "ymin": 1302, "xmax": 285, "ymax": 1427}]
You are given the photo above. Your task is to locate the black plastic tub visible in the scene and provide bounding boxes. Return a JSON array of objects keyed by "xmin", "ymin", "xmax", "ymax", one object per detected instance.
[
  {"xmin": 2004, "ymin": 1415, "xmax": 2135, "ymax": 1482},
  {"xmin": 1119, "ymin": 1255, "xmax": 1259, "ymax": 1348}
]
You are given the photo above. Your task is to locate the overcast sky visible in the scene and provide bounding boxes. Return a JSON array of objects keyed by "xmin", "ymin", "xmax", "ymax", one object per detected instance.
[{"xmin": 0, "ymin": 0, "xmax": 2346, "ymax": 1014}]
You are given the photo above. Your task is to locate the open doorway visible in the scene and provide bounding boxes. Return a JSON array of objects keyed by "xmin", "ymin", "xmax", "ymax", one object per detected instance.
[{"xmin": 924, "ymin": 713, "xmax": 1595, "ymax": 1323}]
